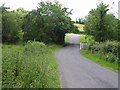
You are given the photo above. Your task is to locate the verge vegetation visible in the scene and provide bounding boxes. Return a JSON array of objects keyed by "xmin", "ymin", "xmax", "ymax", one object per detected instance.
[
  {"xmin": 2, "ymin": 41, "xmax": 61, "ymax": 88},
  {"xmin": 80, "ymin": 3, "xmax": 120, "ymax": 72}
]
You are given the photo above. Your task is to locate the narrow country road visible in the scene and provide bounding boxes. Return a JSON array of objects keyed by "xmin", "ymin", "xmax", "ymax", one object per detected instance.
[
  {"xmin": 55, "ymin": 34, "xmax": 118, "ymax": 88},
  {"xmin": 67, "ymin": 34, "xmax": 80, "ymax": 44}
]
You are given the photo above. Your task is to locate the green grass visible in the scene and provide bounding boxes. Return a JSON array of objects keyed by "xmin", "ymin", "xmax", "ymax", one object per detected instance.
[
  {"xmin": 2, "ymin": 42, "xmax": 62, "ymax": 88},
  {"xmin": 64, "ymin": 34, "xmax": 69, "ymax": 44},
  {"xmin": 79, "ymin": 34, "xmax": 89, "ymax": 43},
  {"xmin": 80, "ymin": 49, "xmax": 119, "ymax": 73},
  {"xmin": 74, "ymin": 23, "xmax": 85, "ymax": 32},
  {"xmin": 79, "ymin": 34, "xmax": 93, "ymax": 43}
]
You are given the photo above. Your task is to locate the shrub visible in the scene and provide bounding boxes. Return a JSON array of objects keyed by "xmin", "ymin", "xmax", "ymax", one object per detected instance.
[
  {"xmin": 24, "ymin": 40, "xmax": 46, "ymax": 53},
  {"xmin": 87, "ymin": 41, "xmax": 100, "ymax": 53},
  {"xmin": 106, "ymin": 53, "xmax": 116, "ymax": 63},
  {"xmin": 104, "ymin": 41, "xmax": 118, "ymax": 56},
  {"xmin": 87, "ymin": 40, "xmax": 119, "ymax": 63}
]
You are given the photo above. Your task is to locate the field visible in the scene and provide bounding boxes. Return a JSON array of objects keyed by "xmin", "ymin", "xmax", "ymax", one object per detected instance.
[
  {"xmin": 2, "ymin": 42, "xmax": 62, "ymax": 88},
  {"xmin": 74, "ymin": 23, "xmax": 85, "ymax": 32}
]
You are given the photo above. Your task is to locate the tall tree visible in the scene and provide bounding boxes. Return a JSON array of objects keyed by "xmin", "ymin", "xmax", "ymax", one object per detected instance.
[
  {"xmin": 2, "ymin": 5, "xmax": 27, "ymax": 43},
  {"xmin": 23, "ymin": 1, "xmax": 77, "ymax": 44},
  {"xmin": 85, "ymin": 3, "xmax": 117, "ymax": 42},
  {"xmin": 2, "ymin": 7, "xmax": 19, "ymax": 43}
]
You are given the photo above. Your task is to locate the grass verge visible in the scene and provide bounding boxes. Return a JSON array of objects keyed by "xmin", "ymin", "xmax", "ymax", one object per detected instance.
[
  {"xmin": 80, "ymin": 49, "xmax": 119, "ymax": 73},
  {"xmin": 2, "ymin": 43, "xmax": 62, "ymax": 88}
]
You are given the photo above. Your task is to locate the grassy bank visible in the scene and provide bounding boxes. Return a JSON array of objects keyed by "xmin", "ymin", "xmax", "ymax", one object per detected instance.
[
  {"xmin": 80, "ymin": 49, "xmax": 119, "ymax": 73},
  {"xmin": 2, "ymin": 42, "xmax": 62, "ymax": 88}
]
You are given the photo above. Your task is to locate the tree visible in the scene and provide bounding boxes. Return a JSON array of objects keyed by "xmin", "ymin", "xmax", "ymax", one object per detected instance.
[
  {"xmin": 2, "ymin": 5, "xmax": 27, "ymax": 43},
  {"xmin": 78, "ymin": 18, "xmax": 85, "ymax": 24},
  {"xmin": 23, "ymin": 1, "xmax": 77, "ymax": 44},
  {"xmin": 23, "ymin": 10, "xmax": 47, "ymax": 42},
  {"xmin": 2, "ymin": 8, "xmax": 18, "ymax": 43},
  {"xmin": 0, "ymin": 5, "xmax": 2, "ymax": 43},
  {"xmin": 117, "ymin": 19, "xmax": 120, "ymax": 41},
  {"xmin": 85, "ymin": 3, "xmax": 117, "ymax": 42},
  {"xmin": 13, "ymin": 8, "xmax": 28, "ymax": 41}
]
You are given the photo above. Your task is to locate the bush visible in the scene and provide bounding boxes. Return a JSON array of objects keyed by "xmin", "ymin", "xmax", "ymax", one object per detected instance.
[
  {"xmin": 87, "ymin": 41, "xmax": 100, "ymax": 53},
  {"xmin": 106, "ymin": 53, "xmax": 117, "ymax": 63},
  {"xmin": 87, "ymin": 40, "xmax": 119, "ymax": 64},
  {"xmin": 24, "ymin": 40, "xmax": 46, "ymax": 53},
  {"xmin": 104, "ymin": 41, "xmax": 118, "ymax": 55}
]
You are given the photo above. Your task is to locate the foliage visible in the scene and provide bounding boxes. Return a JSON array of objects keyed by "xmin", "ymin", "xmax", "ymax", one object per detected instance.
[
  {"xmin": 87, "ymin": 40, "xmax": 119, "ymax": 64},
  {"xmin": 83, "ymin": 2, "xmax": 119, "ymax": 70},
  {"xmin": 84, "ymin": 3, "xmax": 118, "ymax": 42},
  {"xmin": 23, "ymin": 10, "xmax": 45, "ymax": 42},
  {"xmin": 64, "ymin": 34, "xmax": 69, "ymax": 44},
  {"xmin": 75, "ymin": 18, "xmax": 85, "ymax": 24},
  {"xmin": 13, "ymin": 8, "xmax": 28, "ymax": 41},
  {"xmin": 2, "ymin": 5, "xmax": 27, "ymax": 43},
  {"xmin": 74, "ymin": 24, "xmax": 85, "ymax": 32},
  {"xmin": 2, "ymin": 9, "xmax": 20, "ymax": 43},
  {"xmin": 106, "ymin": 52, "xmax": 118, "ymax": 63},
  {"xmin": 79, "ymin": 34, "xmax": 93, "ymax": 43},
  {"xmin": 117, "ymin": 19, "xmax": 120, "ymax": 41},
  {"xmin": 23, "ymin": 1, "xmax": 78, "ymax": 44},
  {"xmin": 2, "ymin": 42, "xmax": 60, "ymax": 88}
]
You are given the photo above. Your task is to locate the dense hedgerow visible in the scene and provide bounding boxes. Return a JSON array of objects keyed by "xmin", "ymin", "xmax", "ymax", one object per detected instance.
[
  {"xmin": 2, "ymin": 41, "xmax": 60, "ymax": 88},
  {"xmin": 87, "ymin": 40, "xmax": 119, "ymax": 64}
]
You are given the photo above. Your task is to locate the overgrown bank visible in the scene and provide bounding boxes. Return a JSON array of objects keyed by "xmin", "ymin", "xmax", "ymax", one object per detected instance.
[{"xmin": 2, "ymin": 41, "xmax": 61, "ymax": 88}]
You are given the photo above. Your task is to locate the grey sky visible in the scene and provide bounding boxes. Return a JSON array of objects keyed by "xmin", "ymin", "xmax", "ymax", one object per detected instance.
[{"xmin": 1, "ymin": 0, "xmax": 119, "ymax": 21}]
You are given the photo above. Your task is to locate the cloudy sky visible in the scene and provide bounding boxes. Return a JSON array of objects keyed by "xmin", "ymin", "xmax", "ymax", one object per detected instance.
[{"xmin": 1, "ymin": 0, "xmax": 119, "ymax": 21}]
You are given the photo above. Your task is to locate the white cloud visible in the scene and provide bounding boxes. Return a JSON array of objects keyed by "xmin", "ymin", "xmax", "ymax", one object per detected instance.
[{"xmin": 1, "ymin": 0, "xmax": 119, "ymax": 21}]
